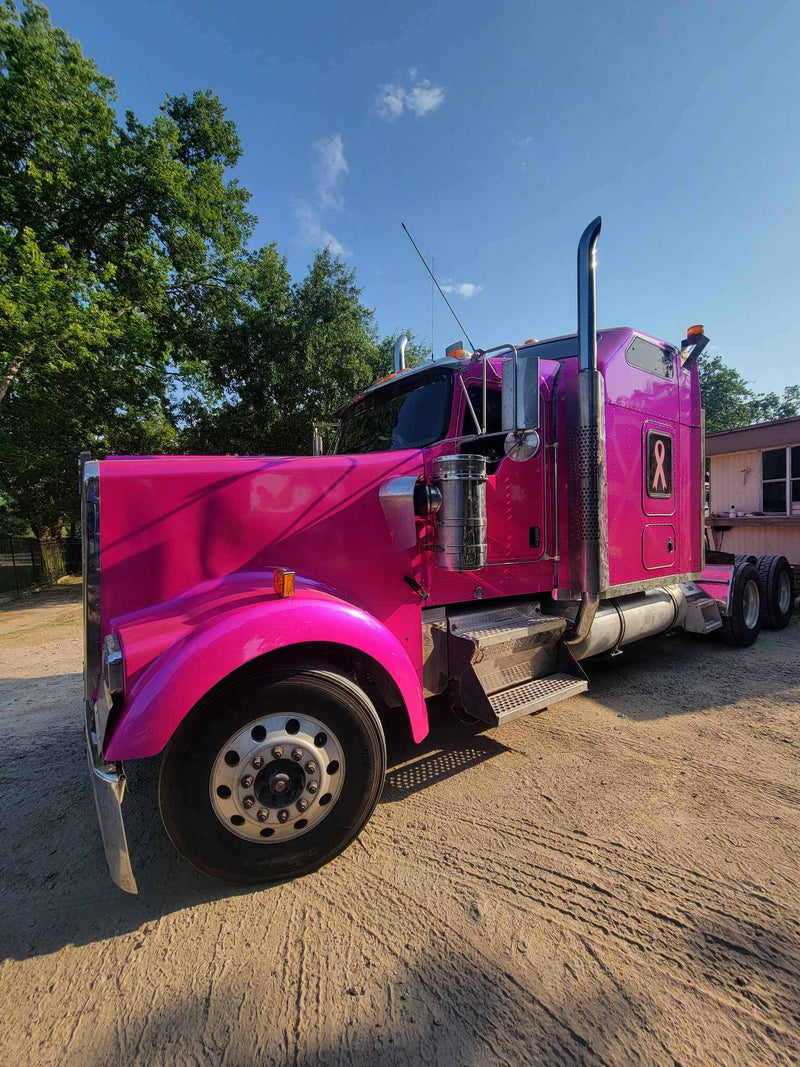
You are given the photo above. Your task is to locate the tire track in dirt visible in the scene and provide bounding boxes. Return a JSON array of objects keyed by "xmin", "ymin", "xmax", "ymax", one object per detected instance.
[
  {"xmin": 364, "ymin": 812, "xmax": 800, "ymax": 1059},
  {"xmin": 541, "ymin": 722, "xmax": 800, "ymax": 812},
  {"xmin": 314, "ymin": 865, "xmax": 614, "ymax": 1067}
]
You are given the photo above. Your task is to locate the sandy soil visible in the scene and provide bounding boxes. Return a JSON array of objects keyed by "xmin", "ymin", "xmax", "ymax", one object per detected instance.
[{"xmin": 0, "ymin": 583, "xmax": 798, "ymax": 1066}]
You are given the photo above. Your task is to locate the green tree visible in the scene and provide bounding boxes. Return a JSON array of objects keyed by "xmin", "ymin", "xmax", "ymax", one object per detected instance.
[
  {"xmin": 179, "ymin": 247, "xmax": 432, "ymax": 457},
  {"xmin": 698, "ymin": 352, "xmax": 799, "ymax": 433},
  {"xmin": 0, "ymin": 1, "xmax": 253, "ymax": 534}
]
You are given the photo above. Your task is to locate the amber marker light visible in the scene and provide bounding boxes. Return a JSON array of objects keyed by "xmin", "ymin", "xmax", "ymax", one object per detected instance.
[
  {"xmin": 273, "ymin": 568, "xmax": 295, "ymax": 598},
  {"xmin": 524, "ymin": 338, "xmax": 539, "ymax": 344},
  {"xmin": 687, "ymin": 324, "xmax": 705, "ymax": 337}
]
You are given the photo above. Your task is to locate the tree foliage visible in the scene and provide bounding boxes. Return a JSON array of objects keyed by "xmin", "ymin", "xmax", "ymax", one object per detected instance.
[
  {"xmin": 0, "ymin": 2, "xmax": 434, "ymax": 535},
  {"xmin": 698, "ymin": 353, "xmax": 800, "ymax": 433},
  {"xmin": 0, "ymin": 1, "xmax": 256, "ymax": 533}
]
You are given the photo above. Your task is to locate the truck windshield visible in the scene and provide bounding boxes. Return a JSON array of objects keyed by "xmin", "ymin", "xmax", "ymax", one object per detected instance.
[{"xmin": 335, "ymin": 369, "xmax": 454, "ymax": 454}]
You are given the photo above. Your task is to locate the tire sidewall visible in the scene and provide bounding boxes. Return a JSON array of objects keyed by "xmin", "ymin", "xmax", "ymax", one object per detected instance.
[
  {"xmin": 723, "ymin": 561, "xmax": 762, "ymax": 647},
  {"xmin": 159, "ymin": 670, "xmax": 386, "ymax": 885},
  {"xmin": 758, "ymin": 555, "xmax": 794, "ymax": 630}
]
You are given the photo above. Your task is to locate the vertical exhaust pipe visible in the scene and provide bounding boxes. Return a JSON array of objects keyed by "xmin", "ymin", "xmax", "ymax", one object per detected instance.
[
  {"xmin": 578, "ymin": 217, "xmax": 601, "ymax": 375},
  {"xmin": 567, "ymin": 217, "xmax": 608, "ymax": 646},
  {"xmin": 394, "ymin": 333, "xmax": 408, "ymax": 373}
]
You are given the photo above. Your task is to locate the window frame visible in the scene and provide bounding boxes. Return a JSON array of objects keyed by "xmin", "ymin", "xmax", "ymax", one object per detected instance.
[{"xmin": 760, "ymin": 445, "xmax": 800, "ymax": 516}]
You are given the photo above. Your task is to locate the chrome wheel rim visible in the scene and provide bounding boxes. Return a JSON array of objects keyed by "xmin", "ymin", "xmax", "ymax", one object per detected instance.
[
  {"xmin": 210, "ymin": 713, "xmax": 345, "ymax": 843},
  {"xmin": 778, "ymin": 570, "xmax": 792, "ymax": 614},
  {"xmin": 742, "ymin": 579, "xmax": 760, "ymax": 629}
]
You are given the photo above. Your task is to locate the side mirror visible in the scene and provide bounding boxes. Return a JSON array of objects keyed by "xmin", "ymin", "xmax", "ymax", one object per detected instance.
[{"xmin": 501, "ymin": 351, "xmax": 540, "ymax": 432}]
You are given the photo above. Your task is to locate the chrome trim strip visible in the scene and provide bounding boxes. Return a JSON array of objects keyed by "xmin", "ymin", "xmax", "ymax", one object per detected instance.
[
  {"xmin": 599, "ymin": 572, "xmax": 702, "ymax": 599},
  {"xmin": 84, "ymin": 700, "xmax": 138, "ymax": 894},
  {"xmin": 81, "ymin": 458, "xmax": 101, "ymax": 705}
]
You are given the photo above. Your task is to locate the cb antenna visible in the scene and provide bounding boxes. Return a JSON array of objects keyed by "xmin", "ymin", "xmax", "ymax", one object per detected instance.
[{"xmin": 402, "ymin": 222, "xmax": 476, "ymax": 353}]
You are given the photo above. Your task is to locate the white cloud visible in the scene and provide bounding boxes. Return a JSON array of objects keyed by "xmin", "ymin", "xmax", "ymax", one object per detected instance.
[
  {"xmin": 375, "ymin": 84, "xmax": 406, "ymax": 120},
  {"xmin": 441, "ymin": 282, "xmax": 482, "ymax": 299},
  {"xmin": 295, "ymin": 200, "xmax": 351, "ymax": 258},
  {"xmin": 375, "ymin": 72, "xmax": 445, "ymax": 120},
  {"xmin": 406, "ymin": 80, "xmax": 445, "ymax": 117},
  {"xmin": 312, "ymin": 133, "xmax": 348, "ymax": 210}
]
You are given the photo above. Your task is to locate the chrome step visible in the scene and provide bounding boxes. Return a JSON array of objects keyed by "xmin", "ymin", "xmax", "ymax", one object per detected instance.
[
  {"xmin": 682, "ymin": 593, "xmax": 723, "ymax": 634},
  {"xmin": 449, "ymin": 602, "xmax": 566, "ymax": 649},
  {"xmin": 488, "ymin": 673, "xmax": 588, "ymax": 726}
]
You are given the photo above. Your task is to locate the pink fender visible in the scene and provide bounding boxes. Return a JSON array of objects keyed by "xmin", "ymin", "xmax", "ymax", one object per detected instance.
[{"xmin": 104, "ymin": 587, "xmax": 428, "ymax": 760}]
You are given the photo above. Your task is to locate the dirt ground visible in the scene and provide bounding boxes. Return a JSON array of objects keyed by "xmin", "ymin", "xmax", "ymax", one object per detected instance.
[{"xmin": 0, "ymin": 584, "xmax": 798, "ymax": 1066}]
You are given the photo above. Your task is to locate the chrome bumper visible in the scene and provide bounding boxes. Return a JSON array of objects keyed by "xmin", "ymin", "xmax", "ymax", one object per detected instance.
[{"xmin": 84, "ymin": 701, "xmax": 138, "ymax": 894}]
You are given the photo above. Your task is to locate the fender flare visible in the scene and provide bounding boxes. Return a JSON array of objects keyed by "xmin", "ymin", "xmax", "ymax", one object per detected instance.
[{"xmin": 104, "ymin": 592, "xmax": 428, "ymax": 760}]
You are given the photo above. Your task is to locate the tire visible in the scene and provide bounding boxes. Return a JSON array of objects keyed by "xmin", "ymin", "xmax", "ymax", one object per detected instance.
[
  {"xmin": 159, "ymin": 668, "xmax": 387, "ymax": 886},
  {"xmin": 756, "ymin": 554, "xmax": 795, "ymax": 630},
  {"xmin": 719, "ymin": 561, "xmax": 762, "ymax": 647}
]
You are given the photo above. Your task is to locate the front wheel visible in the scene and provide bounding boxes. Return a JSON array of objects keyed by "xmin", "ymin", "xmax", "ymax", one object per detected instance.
[{"xmin": 159, "ymin": 668, "xmax": 386, "ymax": 885}]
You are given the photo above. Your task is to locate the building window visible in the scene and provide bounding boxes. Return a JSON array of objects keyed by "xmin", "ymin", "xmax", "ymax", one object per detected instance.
[{"xmin": 761, "ymin": 446, "xmax": 800, "ymax": 515}]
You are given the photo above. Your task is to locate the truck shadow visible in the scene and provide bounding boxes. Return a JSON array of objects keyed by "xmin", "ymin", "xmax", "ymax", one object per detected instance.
[
  {"xmin": 381, "ymin": 695, "xmax": 510, "ymax": 803},
  {"xmin": 33, "ymin": 909, "xmax": 800, "ymax": 1065},
  {"xmin": 579, "ymin": 623, "xmax": 800, "ymax": 721},
  {"xmin": 0, "ymin": 691, "xmax": 510, "ymax": 962}
]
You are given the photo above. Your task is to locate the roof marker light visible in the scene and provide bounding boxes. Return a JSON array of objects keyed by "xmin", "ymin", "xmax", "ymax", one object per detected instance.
[{"xmin": 687, "ymin": 324, "xmax": 705, "ymax": 337}]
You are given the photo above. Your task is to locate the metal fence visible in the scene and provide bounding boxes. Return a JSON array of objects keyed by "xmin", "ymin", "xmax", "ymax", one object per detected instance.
[{"xmin": 0, "ymin": 537, "xmax": 81, "ymax": 597}]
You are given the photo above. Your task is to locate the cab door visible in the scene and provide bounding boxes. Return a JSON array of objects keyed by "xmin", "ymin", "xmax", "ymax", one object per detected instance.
[{"xmin": 457, "ymin": 377, "xmax": 546, "ymax": 564}]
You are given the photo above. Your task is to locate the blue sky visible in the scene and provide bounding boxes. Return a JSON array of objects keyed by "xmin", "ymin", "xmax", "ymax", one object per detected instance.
[{"xmin": 51, "ymin": 0, "xmax": 799, "ymax": 394}]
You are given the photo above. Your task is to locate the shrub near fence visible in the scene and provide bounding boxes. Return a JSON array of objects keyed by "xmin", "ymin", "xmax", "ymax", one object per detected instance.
[{"xmin": 0, "ymin": 537, "xmax": 80, "ymax": 597}]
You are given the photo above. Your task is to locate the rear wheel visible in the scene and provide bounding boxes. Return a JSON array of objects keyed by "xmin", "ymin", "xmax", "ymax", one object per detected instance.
[
  {"xmin": 757, "ymin": 554, "xmax": 794, "ymax": 630},
  {"xmin": 719, "ymin": 561, "xmax": 762, "ymax": 647},
  {"xmin": 159, "ymin": 668, "xmax": 387, "ymax": 885}
]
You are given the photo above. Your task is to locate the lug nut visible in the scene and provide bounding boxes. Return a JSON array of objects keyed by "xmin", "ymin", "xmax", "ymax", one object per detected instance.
[
  {"xmin": 307, "ymin": 782, "xmax": 318, "ymax": 795},
  {"xmin": 243, "ymin": 795, "xmax": 255, "ymax": 810},
  {"xmin": 241, "ymin": 774, "xmax": 254, "ymax": 789},
  {"xmin": 305, "ymin": 761, "xmax": 317, "ymax": 775},
  {"xmin": 257, "ymin": 808, "xmax": 269, "ymax": 822},
  {"xmin": 278, "ymin": 809, "xmax": 289, "ymax": 823},
  {"xmin": 292, "ymin": 748, "xmax": 303, "ymax": 762},
  {"xmin": 252, "ymin": 756, "xmax": 264, "ymax": 769},
  {"xmin": 271, "ymin": 746, "xmax": 283, "ymax": 760},
  {"xmin": 297, "ymin": 798, "xmax": 309, "ymax": 813}
]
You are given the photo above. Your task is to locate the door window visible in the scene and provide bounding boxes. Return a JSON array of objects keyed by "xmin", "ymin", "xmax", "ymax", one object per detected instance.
[{"xmin": 462, "ymin": 384, "xmax": 504, "ymax": 469}]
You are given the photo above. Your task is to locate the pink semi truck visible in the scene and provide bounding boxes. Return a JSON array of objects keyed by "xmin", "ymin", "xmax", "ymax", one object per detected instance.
[{"xmin": 82, "ymin": 218, "xmax": 794, "ymax": 893}]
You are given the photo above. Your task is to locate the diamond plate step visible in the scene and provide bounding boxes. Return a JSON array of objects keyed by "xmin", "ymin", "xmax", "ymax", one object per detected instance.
[
  {"xmin": 488, "ymin": 673, "xmax": 588, "ymax": 726},
  {"xmin": 449, "ymin": 603, "xmax": 566, "ymax": 649}
]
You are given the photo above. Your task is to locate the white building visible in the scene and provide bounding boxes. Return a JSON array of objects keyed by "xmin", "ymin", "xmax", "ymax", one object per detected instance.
[{"xmin": 706, "ymin": 415, "xmax": 800, "ymax": 568}]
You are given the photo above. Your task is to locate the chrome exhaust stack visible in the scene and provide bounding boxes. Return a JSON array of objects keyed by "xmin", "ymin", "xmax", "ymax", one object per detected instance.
[
  {"xmin": 393, "ymin": 333, "xmax": 408, "ymax": 373},
  {"xmin": 567, "ymin": 217, "xmax": 608, "ymax": 644}
]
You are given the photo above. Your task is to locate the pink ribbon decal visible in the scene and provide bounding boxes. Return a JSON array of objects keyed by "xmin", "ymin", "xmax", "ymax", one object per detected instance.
[{"xmin": 652, "ymin": 439, "xmax": 667, "ymax": 492}]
